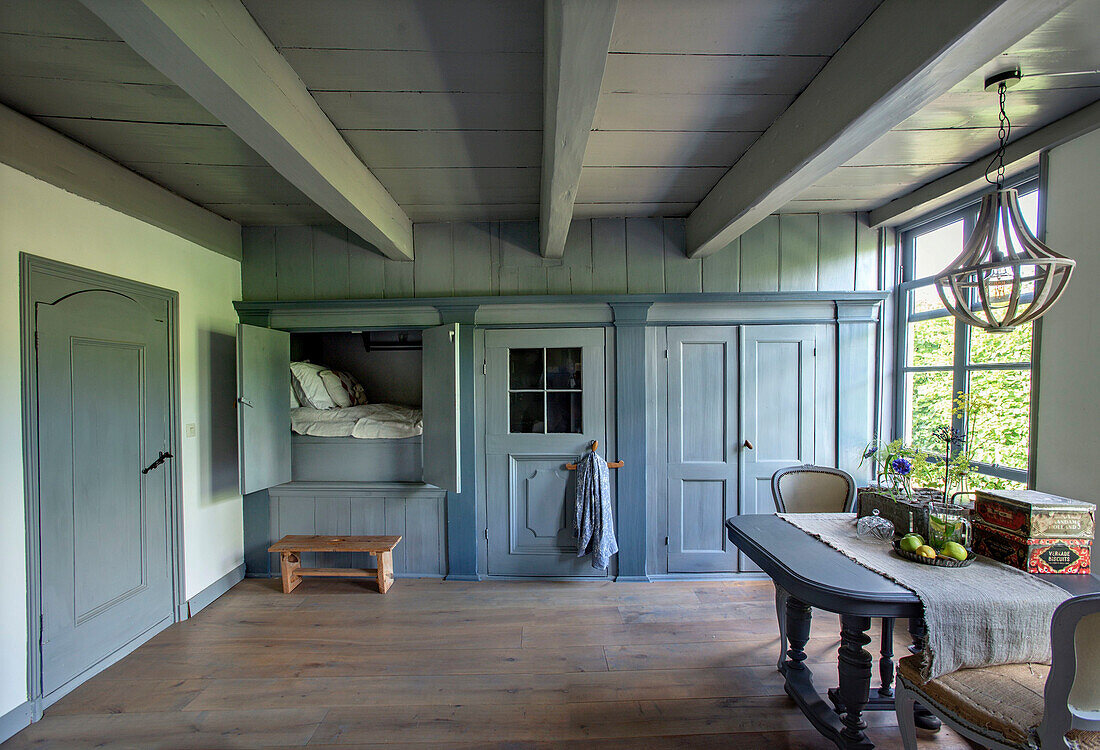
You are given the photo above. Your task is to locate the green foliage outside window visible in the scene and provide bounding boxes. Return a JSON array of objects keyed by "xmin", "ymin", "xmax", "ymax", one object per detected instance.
[{"xmin": 902, "ymin": 314, "xmax": 1032, "ymax": 492}]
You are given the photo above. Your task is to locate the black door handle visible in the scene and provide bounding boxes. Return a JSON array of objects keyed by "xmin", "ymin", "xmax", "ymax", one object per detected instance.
[{"xmin": 142, "ymin": 451, "xmax": 173, "ymax": 475}]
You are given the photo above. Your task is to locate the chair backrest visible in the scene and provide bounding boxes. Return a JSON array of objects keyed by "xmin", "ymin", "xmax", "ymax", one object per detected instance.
[
  {"xmin": 771, "ymin": 464, "xmax": 856, "ymax": 514},
  {"xmin": 1037, "ymin": 593, "xmax": 1100, "ymax": 747}
]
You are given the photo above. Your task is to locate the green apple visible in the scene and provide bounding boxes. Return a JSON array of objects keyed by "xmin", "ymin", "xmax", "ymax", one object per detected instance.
[
  {"xmin": 941, "ymin": 541, "xmax": 968, "ymax": 561},
  {"xmin": 899, "ymin": 534, "xmax": 923, "ymax": 553}
]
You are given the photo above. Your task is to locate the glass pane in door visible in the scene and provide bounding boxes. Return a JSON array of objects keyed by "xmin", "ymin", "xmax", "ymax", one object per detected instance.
[
  {"xmin": 510, "ymin": 348, "xmax": 543, "ymax": 389},
  {"xmin": 547, "ymin": 392, "xmax": 582, "ymax": 433},
  {"xmin": 546, "ymin": 348, "xmax": 582, "ymax": 389},
  {"xmin": 510, "ymin": 392, "xmax": 544, "ymax": 433}
]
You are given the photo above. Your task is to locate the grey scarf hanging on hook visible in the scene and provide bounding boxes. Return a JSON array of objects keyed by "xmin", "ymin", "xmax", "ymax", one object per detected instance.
[{"xmin": 574, "ymin": 449, "xmax": 617, "ymax": 570}]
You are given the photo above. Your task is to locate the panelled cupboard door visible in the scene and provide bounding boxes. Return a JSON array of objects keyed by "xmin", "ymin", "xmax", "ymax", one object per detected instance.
[
  {"xmin": 422, "ymin": 323, "xmax": 461, "ymax": 493},
  {"xmin": 237, "ymin": 323, "xmax": 291, "ymax": 495},
  {"xmin": 37, "ymin": 291, "xmax": 174, "ymax": 696},
  {"xmin": 666, "ymin": 326, "xmax": 741, "ymax": 573},
  {"xmin": 740, "ymin": 325, "xmax": 820, "ymax": 572},
  {"xmin": 485, "ymin": 328, "xmax": 607, "ymax": 576}
]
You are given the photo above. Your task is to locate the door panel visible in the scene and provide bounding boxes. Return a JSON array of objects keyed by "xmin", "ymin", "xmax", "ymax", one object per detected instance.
[
  {"xmin": 37, "ymin": 291, "xmax": 173, "ymax": 695},
  {"xmin": 485, "ymin": 328, "xmax": 607, "ymax": 577},
  {"xmin": 740, "ymin": 325, "xmax": 819, "ymax": 571},
  {"xmin": 422, "ymin": 323, "xmax": 461, "ymax": 493},
  {"xmin": 237, "ymin": 323, "xmax": 290, "ymax": 495},
  {"xmin": 666, "ymin": 326, "xmax": 740, "ymax": 573}
]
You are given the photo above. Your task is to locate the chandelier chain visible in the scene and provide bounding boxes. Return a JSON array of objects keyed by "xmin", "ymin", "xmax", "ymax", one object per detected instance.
[{"xmin": 985, "ymin": 81, "xmax": 1012, "ymax": 188}]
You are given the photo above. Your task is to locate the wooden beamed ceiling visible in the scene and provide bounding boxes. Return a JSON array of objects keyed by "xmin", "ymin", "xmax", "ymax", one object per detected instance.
[{"xmin": 0, "ymin": 0, "xmax": 1097, "ymax": 262}]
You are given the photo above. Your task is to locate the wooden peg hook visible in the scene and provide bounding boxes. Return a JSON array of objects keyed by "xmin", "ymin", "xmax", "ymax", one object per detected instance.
[{"xmin": 565, "ymin": 440, "xmax": 624, "ymax": 470}]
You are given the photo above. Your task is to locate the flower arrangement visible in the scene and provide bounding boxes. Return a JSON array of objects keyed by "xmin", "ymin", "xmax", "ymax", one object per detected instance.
[{"xmin": 859, "ymin": 392, "xmax": 991, "ymax": 502}]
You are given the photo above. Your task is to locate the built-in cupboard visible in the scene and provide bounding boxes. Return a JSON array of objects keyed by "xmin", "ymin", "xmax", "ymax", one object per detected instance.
[
  {"xmin": 653, "ymin": 323, "xmax": 837, "ymax": 576},
  {"xmin": 234, "ymin": 294, "xmax": 881, "ymax": 581}
]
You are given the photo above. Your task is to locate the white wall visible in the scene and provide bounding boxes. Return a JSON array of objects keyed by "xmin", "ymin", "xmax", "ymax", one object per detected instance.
[
  {"xmin": 1036, "ymin": 127, "xmax": 1100, "ymax": 521},
  {"xmin": 0, "ymin": 163, "xmax": 243, "ymax": 718}
]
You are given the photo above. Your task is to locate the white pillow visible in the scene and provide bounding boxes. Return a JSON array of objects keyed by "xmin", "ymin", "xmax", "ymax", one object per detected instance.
[
  {"xmin": 290, "ymin": 361, "xmax": 335, "ymax": 410},
  {"xmin": 320, "ymin": 369, "xmax": 367, "ymax": 408},
  {"xmin": 290, "ymin": 382, "xmax": 300, "ymax": 409}
]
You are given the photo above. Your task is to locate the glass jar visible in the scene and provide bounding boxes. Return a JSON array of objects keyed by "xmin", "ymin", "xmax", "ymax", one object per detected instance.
[
  {"xmin": 856, "ymin": 509, "xmax": 895, "ymax": 543},
  {"xmin": 926, "ymin": 502, "xmax": 971, "ymax": 550}
]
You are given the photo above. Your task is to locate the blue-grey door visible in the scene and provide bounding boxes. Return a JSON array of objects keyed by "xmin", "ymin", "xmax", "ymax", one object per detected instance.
[
  {"xmin": 739, "ymin": 325, "xmax": 820, "ymax": 571},
  {"xmin": 666, "ymin": 326, "xmax": 741, "ymax": 573},
  {"xmin": 237, "ymin": 323, "xmax": 291, "ymax": 495},
  {"xmin": 36, "ymin": 290, "xmax": 174, "ymax": 696},
  {"xmin": 421, "ymin": 323, "xmax": 461, "ymax": 493},
  {"xmin": 485, "ymin": 329, "xmax": 608, "ymax": 576}
]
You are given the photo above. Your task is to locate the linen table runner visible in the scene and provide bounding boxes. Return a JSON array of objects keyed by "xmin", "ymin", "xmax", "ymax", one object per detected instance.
[{"xmin": 778, "ymin": 512, "xmax": 1069, "ymax": 680}]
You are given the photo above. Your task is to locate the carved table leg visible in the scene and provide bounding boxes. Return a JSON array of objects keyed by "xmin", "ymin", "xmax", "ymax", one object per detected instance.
[
  {"xmin": 280, "ymin": 551, "xmax": 302, "ymax": 594},
  {"xmin": 907, "ymin": 616, "xmax": 942, "ymax": 732},
  {"xmin": 784, "ymin": 595, "xmax": 813, "ymax": 675},
  {"xmin": 837, "ymin": 614, "xmax": 875, "ymax": 750},
  {"xmin": 878, "ymin": 617, "xmax": 895, "ymax": 698}
]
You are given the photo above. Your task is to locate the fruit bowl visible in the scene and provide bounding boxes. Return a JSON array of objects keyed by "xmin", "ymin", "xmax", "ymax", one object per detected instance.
[{"xmin": 892, "ymin": 539, "xmax": 974, "ymax": 568}]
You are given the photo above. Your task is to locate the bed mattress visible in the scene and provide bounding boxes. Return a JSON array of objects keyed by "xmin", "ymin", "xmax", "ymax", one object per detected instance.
[{"xmin": 290, "ymin": 404, "xmax": 423, "ymax": 439}]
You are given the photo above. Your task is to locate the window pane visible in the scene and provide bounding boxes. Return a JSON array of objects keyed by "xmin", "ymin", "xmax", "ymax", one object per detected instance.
[
  {"xmin": 967, "ymin": 369, "xmax": 1030, "ymax": 470},
  {"xmin": 970, "ymin": 323, "xmax": 1032, "ymax": 365},
  {"xmin": 1017, "ymin": 189, "xmax": 1039, "ymax": 233},
  {"xmin": 509, "ymin": 392, "xmax": 544, "ymax": 433},
  {"xmin": 907, "ymin": 315, "xmax": 954, "ymax": 367},
  {"xmin": 545, "ymin": 348, "xmax": 581, "ymax": 389},
  {"xmin": 912, "ymin": 285, "xmax": 950, "ymax": 315},
  {"xmin": 904, "ymin": 370, "xmax": 954, "ymax": 453},
  {"xmin": 913, "ymin": 220, "xmax": 964, "ymax": 280},
  {"xmin": 968, "ymin": 473, "xmax": 1027, "ymax": 492},
  {"xmin": 509, "ymin": 348, "xmax": 543, "ymax": 389},
  {"xmin": 547, "ymin": 392, "xmax": 582, "ymax": 433}
]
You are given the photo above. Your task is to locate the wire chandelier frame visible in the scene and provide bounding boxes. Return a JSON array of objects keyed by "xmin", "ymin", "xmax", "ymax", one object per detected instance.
[{"xmin": 933, "ymin": 68, "xmax": 1075, "ymax": 332}]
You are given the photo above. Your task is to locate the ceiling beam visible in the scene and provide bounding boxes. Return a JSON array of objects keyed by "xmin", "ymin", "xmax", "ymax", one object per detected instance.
[
  {"xmin": 540, "ymin": 0, "xmax": 617, "ymax": 259},
  {"xmin": 685, "ymin": 0, "xmax": 1073, "ymax": 259},
  {"xmin": 80, "ymin": 0, "xmax": 414, "ymax": 261},
  {"xmin": 869, "ymin": 100, "xmax": 1100, "ymax": 227},
  {"xmin": 0, "ymin": 104, "xmax": 241, "ymax": 260}
]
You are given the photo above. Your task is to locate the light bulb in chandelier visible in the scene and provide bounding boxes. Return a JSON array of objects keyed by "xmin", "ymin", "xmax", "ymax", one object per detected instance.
[{"xmin": 933, "ymin": 69, "xmax": 1075, "ymax": 332}]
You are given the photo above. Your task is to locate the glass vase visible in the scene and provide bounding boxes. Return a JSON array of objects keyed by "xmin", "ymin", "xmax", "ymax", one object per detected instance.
[{"xmin": 926, "ymin": 501, "xmax": 971, "ymax": 550}]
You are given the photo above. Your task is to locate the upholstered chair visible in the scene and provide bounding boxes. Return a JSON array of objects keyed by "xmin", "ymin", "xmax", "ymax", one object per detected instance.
[
  {"xmin": 895, "ymin": 593, "xmax": 1100, "ymax": 750},
  {"xmin": 770, "ymin": 465, "xmax": 860, "ymax": 672}
]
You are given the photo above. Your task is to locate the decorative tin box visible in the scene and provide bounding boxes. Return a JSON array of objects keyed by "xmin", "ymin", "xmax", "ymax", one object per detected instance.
[
  {"xmin": 973, "ymin": 489, "xmax": 1095, "ymax": 540},
  {"xmin": 972, "ymin": 522, "xmax": 1091, "ymax": 574}
]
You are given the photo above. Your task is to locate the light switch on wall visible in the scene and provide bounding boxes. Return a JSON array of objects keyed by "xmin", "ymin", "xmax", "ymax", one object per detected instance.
[{"xmin": 185, "ymin": 423, "xmax": 197, "ymax": 438}]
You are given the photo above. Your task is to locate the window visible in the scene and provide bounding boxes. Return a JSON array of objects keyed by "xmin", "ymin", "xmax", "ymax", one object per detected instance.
[
  {"xmin": 508, "ymin": 347, "xmax": 583, "ymax": 433},
  {"xmin": 896, "ymin": 179, "xmax": 1039, "ymax": 490}
]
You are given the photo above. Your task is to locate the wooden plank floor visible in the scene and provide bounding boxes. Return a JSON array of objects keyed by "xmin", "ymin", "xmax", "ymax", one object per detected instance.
[{"xmin": 3, "ymin": 578, "xmax": 974, "ymax": 749}]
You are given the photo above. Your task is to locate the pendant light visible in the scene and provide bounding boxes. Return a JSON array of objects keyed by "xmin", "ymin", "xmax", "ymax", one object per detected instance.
[{"xmin": 933, "ymin": 68, "xmax": 1075, "ymax": 332}]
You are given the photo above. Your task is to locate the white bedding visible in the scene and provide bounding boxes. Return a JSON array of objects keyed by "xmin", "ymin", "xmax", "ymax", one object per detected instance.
[{"xmin": 291, "ymin": 404, "xmax": 423, "ymax": 440}]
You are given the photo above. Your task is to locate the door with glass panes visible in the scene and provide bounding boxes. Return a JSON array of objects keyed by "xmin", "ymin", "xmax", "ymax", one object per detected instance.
[{"xmin": 485, "ymin": 329, "xmax": 608, "ymax": 576}]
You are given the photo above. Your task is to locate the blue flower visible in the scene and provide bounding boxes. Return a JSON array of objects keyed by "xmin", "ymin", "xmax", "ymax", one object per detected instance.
[
  {"xmin": 863, "ymin": 446, "xmax": 878, "ymax": 459},
  {"xmin": 891, "ymin": 458, "xmax": 912, "ymax": 476}
]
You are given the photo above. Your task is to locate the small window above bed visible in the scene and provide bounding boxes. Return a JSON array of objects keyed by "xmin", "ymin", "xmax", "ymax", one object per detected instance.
[{"xmin": 508, "ymin": 347, "xmax": 582, "ymax": 434}]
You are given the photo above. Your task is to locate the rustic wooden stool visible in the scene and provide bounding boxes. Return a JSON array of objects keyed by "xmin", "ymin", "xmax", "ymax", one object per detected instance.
[{"xmin": 267, "ymin": 535, "xmax": 402, "ymax": 594}]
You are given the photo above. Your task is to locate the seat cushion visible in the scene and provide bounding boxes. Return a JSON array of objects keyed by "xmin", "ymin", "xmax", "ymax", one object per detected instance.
[
  {"xmin": 899, "ymin": 654, "xmax": 1045, "ymax": 745},
  {"xmin": 898, "ymin": 655, "xmax": 1100, "ymax": 749}
]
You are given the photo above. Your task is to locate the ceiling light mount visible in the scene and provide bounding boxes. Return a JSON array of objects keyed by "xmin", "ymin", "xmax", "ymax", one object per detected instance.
[
  {"xmin": 984, "ymin": 67, "xmax": 1022, "ymax": 92},
  {"xmin": 934, "ymin": 67, "xmax": 1075, "ymax": 332}
]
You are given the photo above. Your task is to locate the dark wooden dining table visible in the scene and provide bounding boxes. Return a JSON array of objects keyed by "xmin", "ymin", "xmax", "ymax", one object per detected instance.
[{"xmin": 726, "ymin": 513, "xmax": 1100, "ymax": 750}]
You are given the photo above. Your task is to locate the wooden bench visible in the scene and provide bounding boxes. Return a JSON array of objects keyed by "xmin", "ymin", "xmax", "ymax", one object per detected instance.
[{"xmin": 267, "ymin": 535, "xmax": 402, "ymax": 594}]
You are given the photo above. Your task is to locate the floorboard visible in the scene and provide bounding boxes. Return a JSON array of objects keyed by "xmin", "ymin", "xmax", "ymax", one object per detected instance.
[{"xmin": 2, "ymin": 578, "xmax": 972, "ymax": 749}]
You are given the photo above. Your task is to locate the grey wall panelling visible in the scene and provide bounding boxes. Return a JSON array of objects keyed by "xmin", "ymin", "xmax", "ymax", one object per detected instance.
[
  {"xmin": 260, "ymin": 483, "xmax": 447, "ymax": 578},
  {"xmin": 241, "ymin": 213, "xmax": 883, "ymax": 301}
]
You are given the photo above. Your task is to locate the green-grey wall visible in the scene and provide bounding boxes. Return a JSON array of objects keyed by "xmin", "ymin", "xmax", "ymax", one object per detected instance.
[{"xmin": 241, "ymin": 215, "xmax": 882, "ymax": 300}]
